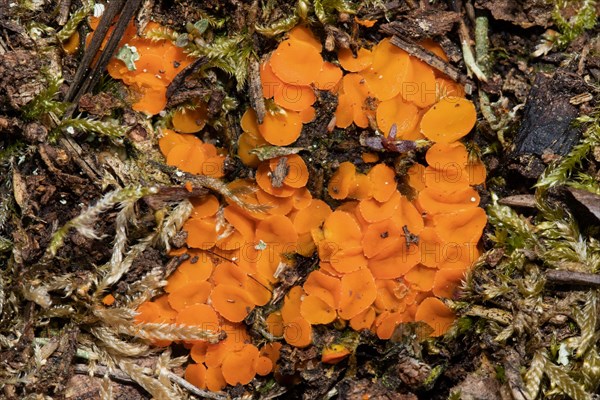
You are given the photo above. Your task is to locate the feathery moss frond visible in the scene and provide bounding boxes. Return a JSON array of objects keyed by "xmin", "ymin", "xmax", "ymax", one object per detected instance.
[
  {"xmin": 45, "ymin": 186, "xmax": 158, "ymax": 258},
  {"xmin": 314, "ymin": 0, "xmax": 356, "ymax": 24},
  {"xmin": 487, "ymin": 193, "xmax": 542, "ymax": 252},
  {"xmin": 157, "ymin": 199, "xmax": 193, "ymax": 252},
  {"xmin": 524, "ymin": 350, "xmax": 547, "ymax": 400},
  {"xmin": 56, "ymin": 0, "xmax": 95, "ymax": 42},
  {"xmin": 117, "ymin": 357, "xmax": 180, "ymax": 400},
  {"xmin": 573, "ymin": 291, "xmax": 597, "ymax": 358},
  {"xmin": 582, "ymin": 347, "xmax": 600, "ymax": 391},
  {"xmin": 544, "ymin": 361, "xmax": 590, "ymax": 400},
  {"xmin": 145, "ymin": 26, "xmax": 179, "ymax": 43},
  {"xmin": 0, "ymin": 236, "xmax": 11, "ymax": 253},
  {"xmin": 22, "ymin": 71, "xmax": 68, "ymax": 121},
  {"xmin": 123, "ymin": 267, "xmax": 166, "ymax": 309},
  {"xmin": 255, "ymin": 13, "xmax": 300, "ymax": 37},
  {"xmin": 568, "ymin": 173, "xmax": 600, "ymax": 194},
  {"xmin": 186, "ymin": 34, "xmax": 254, "ymax": 90},
  {"xmin": 552, "ymin": 0, "xmax": 597, "ymax": 50},
  {"xmin": 59, "ymin": 117, "xmax": 129, "ymax": 141},
  {"xmin": 121, "ymin": 322, "xmax": 223, "ymax": 343},
  {"xmin": 90, "ymin": 326, "xmax": 150, "ymax": 357}
]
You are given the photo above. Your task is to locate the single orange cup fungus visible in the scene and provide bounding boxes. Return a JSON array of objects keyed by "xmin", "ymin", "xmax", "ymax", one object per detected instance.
[{"xmin": 321, "ymin": 344, "xmax": 351, "ymax": 364}]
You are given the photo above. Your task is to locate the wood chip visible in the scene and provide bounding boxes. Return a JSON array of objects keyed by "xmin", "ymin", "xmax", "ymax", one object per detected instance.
[
  {"xmin": 498, "ymin": 194, "xmax": 536, "ymax": 208},
  {"xmin": 380, "ymin": 10, "xmax": 459, "ymax": 41},
  {"xmin": 270, "ymin": 157, "xmax": 289, "ymax": 188},
  {"xmin": 567, "ymin": 187, "xmax": 600, "ymax": 221}
]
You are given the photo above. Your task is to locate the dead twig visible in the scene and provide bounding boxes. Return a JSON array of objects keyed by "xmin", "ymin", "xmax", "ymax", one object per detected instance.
[
  {"xmin": 65, "ymin": 0, "xmax": 125, "ymax": 103},
  {"xmin": 165, "ymin": 371, "xmax": 228, "ymax": 400},
  {"xmin": 56, "ymin": 0, "xmax": 73, "ymax": 26},
  {"xmin": 498, "ymin": 195, "xmax": 537, "ymax": 209},
  {"xmin": 73, "ymin": 363, "xmax": 134, "ymax": 384},
  {"xmin": 545, "ymin": 270, "xmax": 600, "ymax": 288},
  {"xmin": 386, "ymin": 35, "xmax": 470, "ymax": 86},
  {"xmin": 451, "ymin": 0, "xmax": 487, "ymax": 82},
  {"xmin": 248, "ymin": 57, "xmax": 266, "ymax": 124},
  {"xmin": 65, "ymin": 0, "xmax": 144, "ymax": 108}
]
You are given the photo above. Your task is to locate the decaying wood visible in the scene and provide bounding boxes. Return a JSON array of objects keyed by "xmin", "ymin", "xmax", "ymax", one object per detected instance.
[
  {"xmin": 566, "ymin": 187, "xmax": 600, "ymax": 222},
  {"xmin": 56, "ymin": 0, "xmax": 73, "ymax": 26},
  {"xmin": 165, "ymin": 56, "xmax": 208, "ymax": 103},
  {"xmin": 511, "ymin": 71, "xmax": 586, "ymax": 158},
  {"xmin": 360, "ymin": 1, "xmax": 411, "ymax": 21},
  {"xmin": 325, "ymin": 25, "xmax": 351, "ymax": 51},
  {"xmin": 135, "ymin": 0, "xmax": 155, "ymax": 35},
  {"xmin": 498, "ymin": 194, "xmax": 537, "ymax": 208},
  {"xmin": 474, "ymin": 0, "xmax": 553, "ymax": 29},
  {"xmin": 58, "ymin": 137, "xmax": 103, "ymax": 187}
]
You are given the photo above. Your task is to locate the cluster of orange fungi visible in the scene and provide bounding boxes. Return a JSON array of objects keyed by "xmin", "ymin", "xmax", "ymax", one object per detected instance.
[
  {"xmin": 88, "ymin": 17, "xmax": 194, "ymax": 115},
  {"xmin": 98, "ymin": 18, "xmax": 487, "ymax": 392},
  {"xmin": 134, "ymin": 153, "xmax": 319, "ymax": 389},
  {"xmin": 268, "ymin": 144, "xmax": 486, "ymax": 355},
  {"xmin": 135, "ymin": 251, "xmax": 281, "ymax": 390},
  {"xmin": 238, "ymin": 27, "xmax": 468, "ymax": 164}
]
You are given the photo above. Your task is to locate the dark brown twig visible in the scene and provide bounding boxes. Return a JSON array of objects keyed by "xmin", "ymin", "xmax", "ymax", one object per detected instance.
[
  {"xmin": 79, "ymin": 0, "xmax": 145, "ymax": 100},
  {"xmin": 545, "ymin": 270, "xmax": 600, "ymax": 288},
  {"xmin": 165, "ymin": 56, "xmax": 208, "ymax": 101},
  {"xmin": 65, "ymin": 0, "xmax": 145, "ymax": 110},
  {"xmin": 65, "ymin": 0, "xmax": 126, "ymax": 103}
]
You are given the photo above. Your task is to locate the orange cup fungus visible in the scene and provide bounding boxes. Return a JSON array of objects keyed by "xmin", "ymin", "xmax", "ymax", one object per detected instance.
[
  {"xmin": 88, "ymin": 19, "xmax": 194, "ymax": 115},
  {"xmin": 131, "ymin": 23, "xmax": 485, "ymax": 393},
  {"xmin": 333, "ymin": 37, "xmax": 474, "ymax": 139},
  {"xmin": 158, "ymin": 129, "xmax": 225, "ymax": 178}
]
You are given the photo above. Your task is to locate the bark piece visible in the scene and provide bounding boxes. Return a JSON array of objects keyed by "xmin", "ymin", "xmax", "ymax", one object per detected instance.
[
  {"xmin": 380, "ymin": 9, "xmax": 459, "ymax": 41},
  {"xmin": 511, "ymin": 71, "xmax": 586, "ymax": 158},
  {"xmin": 475, "ymin": 0, "xmax": 553, "ymax": 29}
]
